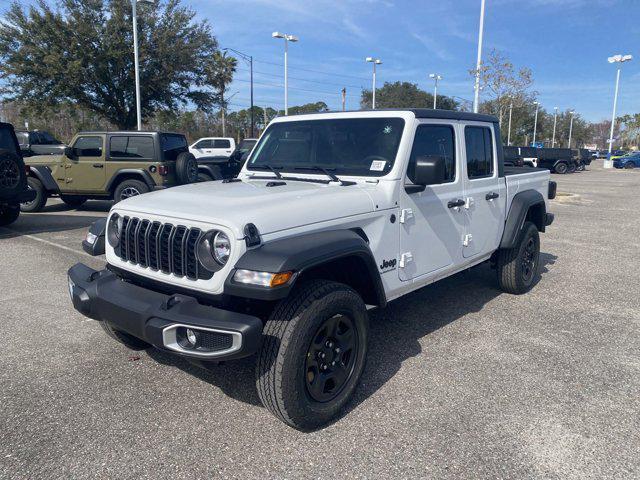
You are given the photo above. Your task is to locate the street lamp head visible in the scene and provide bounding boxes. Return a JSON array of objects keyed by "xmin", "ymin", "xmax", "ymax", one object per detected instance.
[
  {"xmin": 533, "ymin": 101, "xmax": 539, "ymax": 105},
  {"xmin": 554, "ymin": 106, "xmax": 558, "ymax": 111},
  {"xmin": 366, "ymin": 57, "xmax": 381, "ymax": 64},
  {"xmin": 608, "ymin": 54, "xmax": 633, "ymax": 63},
  {"xmin": 366, "ymin": 57, "xmax": 373, "ymax": 62},
  {"xmin": 375, "ymin": 59, "xmax": 382, "ymax": 65},
  {"xmin": 272, "ymin": 32, "xmax": 284, "ymax": 38},
  {"xmin": 286, "ymin": 34, "xmax": 298, "ymax": 42},
  {"xmin": 429, "ymin": 73, "xmax": 442, "ymax": 80}
]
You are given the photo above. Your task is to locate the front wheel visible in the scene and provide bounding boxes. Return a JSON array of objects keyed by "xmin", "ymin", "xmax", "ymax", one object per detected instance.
[
  {"xmin": 0, "ymin": 202, "xmax": 20, "ymax": 226},
  {"xmin": 554, "ymin": 162, "xmax": 568, "ymax": 174},
  {"xmin": 624, "ymin": 162, "xmax": 635, "ymax": 169},
  {"xmin": 20, "ymin": 177, "xmax": 47, "ymax": 212},
  {"xmin": 496, "ymin": 221, "xmax": 540, "ymax": 295},
  {"xmin": 256, "ymin": 280, "xmax": 369, "ymax": 430}
]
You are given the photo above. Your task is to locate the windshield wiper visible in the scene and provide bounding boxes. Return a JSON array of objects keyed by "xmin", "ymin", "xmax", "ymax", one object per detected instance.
[
  {"xmin": 251, "ymin": 164, "xmax": 283, "ymax": 178},
  {"xmin": 293, "ymin": 166, "xmax": 356, "ymax": 186}
]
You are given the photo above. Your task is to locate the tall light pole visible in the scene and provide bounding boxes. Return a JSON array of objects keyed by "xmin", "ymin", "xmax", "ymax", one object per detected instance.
[
  {"xmin": 131, "ymin": 0, "xmax": 154, "ymax": 131},
  {"xmin": 507, "ymin": 101, "xmax": 513, "ymax": 146},
  {"xmin": 223, "ymin": 48, "xmax": 254, "ymax": 137},
  {"xmin": 429, "ymin": 74, "xmax": 442, "ymax": 109},
  {"xmin": 272, "ymin": 32, "xmax": 298, "ymax": 115},
  {"xmin": 473, "ymin": 0, "xmax": 486, "ymax": 113},
  {"xmin": 567, "ymin": 110, "xmax": 575, "ymax": 149},
  {"xmin": 532, "ymin": 101, "xmax": 539, "ymax": 146},
  {"xmin": 605, "ymin": 54, "xmax": 633, "ymax": 168},
  {"xmin": 551, "ymin": 106, "xmax": 558, "ymax": 147},
  {"xmin": 366, "ymin": 57, "xmax": 382, "ymax": 109}
]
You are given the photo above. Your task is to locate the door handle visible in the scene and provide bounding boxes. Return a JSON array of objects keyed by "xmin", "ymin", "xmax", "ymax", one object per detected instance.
[
  {"xmin": 485, "ymin": 192, "xmax": 499, "ymax": 200},
  {"xmin": 448, "ymin": 199, "xmax": 465, "ymax": 209},
  {"xmin": 92, "ymin": 164, "xmax": 103, "ymax": 168}
]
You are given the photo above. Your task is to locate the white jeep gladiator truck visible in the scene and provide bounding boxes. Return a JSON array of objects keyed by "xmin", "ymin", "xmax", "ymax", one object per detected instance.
[{"xmin": 69, "ymin": 109, "xmax": 556, "ymax": 430}]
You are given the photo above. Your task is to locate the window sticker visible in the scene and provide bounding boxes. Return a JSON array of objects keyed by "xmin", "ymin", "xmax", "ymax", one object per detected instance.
[
  {"xmin": 370, "ymin": 160, "xmax": 386, "ymax": 171},
  {"xmin": 383, "ymin": 125, "xmax": 393, "ymax": 134}
]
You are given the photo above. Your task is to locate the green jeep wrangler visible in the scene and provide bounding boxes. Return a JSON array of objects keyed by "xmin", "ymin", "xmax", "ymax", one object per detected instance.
[{"xmin": 22, "ymin": 131, "xmax": 198, "ymax": 212}]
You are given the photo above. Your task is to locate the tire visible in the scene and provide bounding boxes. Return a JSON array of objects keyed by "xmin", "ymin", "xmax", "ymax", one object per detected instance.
[
  {"xmin": 61, "ymin": 195, "xmax": 87, "ymax": 208},
  {"xmin": 567, "ymin": 162, "xmax": 577, "ymax": 173},
  {"xmin": 100, "ymin": 321, "xmax": 150, "ymax": 350},
  {"xmin": 577, "ymin": 163, "xmax": 585, "ymax": 172},
  {"xmin": 624, "ymin": 162, "xmax": 635, "ymax": 169},
  {"xmin": 0, "ymin": 149, "xmax": 25, "ymax": 197},
  {"xmin": 496, "ymin": 221, "xmax": 540, "ymax": 295},
  {"xmin": 197, "ymin": 173, "xmax": 214, "ymax": 182},
  {"xmin": 20, "ymin": 177, "xmax": 47, "ymax": 212},
  {"xmin": 113, "ymin": 179, "xmax": 149, "ymax": 203},
  {"xmin": 554, "ymin": 162, "xmax": 568, "ymax": 174},
  {"xmin": 0, "ymin": 202, "xmax": 20, "ymax": 226},
  {"xmin": 256, "ymin": 280, "xmax": 369, "ymax": 430},
  {"xmin": 175, "ymin": 152, "xmax": 198, "ymax": 184}
]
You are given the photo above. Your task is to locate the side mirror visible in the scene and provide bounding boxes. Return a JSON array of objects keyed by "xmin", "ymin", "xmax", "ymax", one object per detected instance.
[
  {"xmin": 414, "ymin": 155, "xmax": 446, "ymax": 186},
  {"xmin": 82, "ymin": 218, "xmax": 106, "ymax": 256},
  {"xmin": 64, "ymin": 146, "xmax": 75, "ymax": 158}
]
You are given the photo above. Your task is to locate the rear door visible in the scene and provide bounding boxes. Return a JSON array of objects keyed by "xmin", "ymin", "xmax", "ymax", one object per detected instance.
[
  {"xmin": 461, "ymin": 123, "xmax": 505, "ymax": 258},
  {"xmin": 212, "ymin": 138, "xmax": 233, "ymax": 157},
  {"xmin": 106, "ymin": 135, "xmax": 156, "ymax": 183},
  {"xmin": 64, "ymin": 135, "xmax": 106, "ymax": 192},
  {"xmin": 398, "ymin": 121, "xmax": 466, "ymax": 281}
]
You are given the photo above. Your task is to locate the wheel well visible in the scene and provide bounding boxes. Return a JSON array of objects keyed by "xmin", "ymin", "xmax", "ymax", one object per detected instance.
[
  {"xmin": 296, "ymin": 255, "xmax": 382, "ymax": 306},
  {"xmin": 109, "ymin": 173, "xmax": 148, "ymax": 193},
  {"xmin": 525, "ymin": 202, "xmax": 545, "ymax": 232}
]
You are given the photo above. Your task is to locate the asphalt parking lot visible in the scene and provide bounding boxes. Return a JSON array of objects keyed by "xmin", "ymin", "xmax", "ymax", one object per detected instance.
[{"xmin": 1, "ymin": 163, "xmax": 638, "ymax": 479}]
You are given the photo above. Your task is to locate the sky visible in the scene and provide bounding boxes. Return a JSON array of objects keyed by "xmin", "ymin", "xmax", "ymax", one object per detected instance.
[{"xmin": 191, "ymin": 0, "xmax": 639, "ymax": 121}]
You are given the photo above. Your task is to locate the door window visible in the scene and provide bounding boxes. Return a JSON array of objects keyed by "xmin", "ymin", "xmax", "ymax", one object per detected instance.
[
  {"xmin": 407, "ymin": 124, "xmax": 456, "ymax": 184},
  {"xmin": 110, "ymin": 136, "xmax": 154, "ymax": 159},
  {"xmin": 194, "ymin": 139, "xmax": 213, "ymax": 149},
  {"xmin": 72, "ymin": 136, "xmax": 103, "ymax": 157},
  {"xmin": 213, "ymin": 139, "xmax": 231, "ymax": 149},
  {"xmin": 464, "ymin": 126, "xmax": 494, "ymax": 178}
]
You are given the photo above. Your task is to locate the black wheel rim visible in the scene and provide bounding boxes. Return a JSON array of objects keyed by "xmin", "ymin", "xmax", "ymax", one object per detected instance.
[
  {"xmin": 188, "ymin": 160, "xmax": 198, "ymax": 182},
  {"xmin": 521, "ymin": 237, "xmax": 537, "ymax": 283},
  {"xmin": 305, "ymin": 313, "xmax": 358, "ymax": 403},
  {"xmin": 0, "ymin": 159, "xmax": 20, "ymax": 189}
]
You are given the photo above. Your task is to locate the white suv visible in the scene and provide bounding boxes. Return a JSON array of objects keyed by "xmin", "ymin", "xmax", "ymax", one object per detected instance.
[
  {"xmin": 70, "ymin": 109, "xmax": 556, "ymax": 430},
  {"xmin": 189, "ymin": 137, "xmax": 235, "ymax": 158}
]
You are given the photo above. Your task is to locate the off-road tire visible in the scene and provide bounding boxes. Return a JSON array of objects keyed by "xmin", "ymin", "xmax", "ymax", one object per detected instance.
[
  {"xmin": 175, "ymin": 152, "xmax": 198, "ymax": 184},
  {"xmin": 256, "ymin": 280, "xmax": 369, "ymax": 430},
  {"xmin": 113, "ymin": 179, "xmax": 149, "ymax": 203},
  {"xmin": 567, "ymin": 162, "xmax": 577, "ymax": 173},
  {"xmin": 100, "ymin": 321, "xmax": 150, "ymax": 350},
  {"xmin": 0, "ymin": 149, "xmax": 25, "ymax": 197},
  {"xmin": 497, "ymin": 221, "xmax": 540, "ymax": 295},
  {"xmin": 20, "ymin": 177, "xmax": 47, "ymax": 212},
  {"xmin": 197, "ymin": 173, "xmax": 214, "ymax": 182},
  {"xmin": 624, "ymin": 162, "xmax": 635, "ymax": 169},
  {"xmin": 0, "ymin": 202, "xmax": 20, "ymax": 226},
  {"xmin": 61, "ymin": 195, "xmax": 87, "ymax": 208},
  {"xmin": 554, "ymin": 162, "xmax": 568, "ymax": 174}
]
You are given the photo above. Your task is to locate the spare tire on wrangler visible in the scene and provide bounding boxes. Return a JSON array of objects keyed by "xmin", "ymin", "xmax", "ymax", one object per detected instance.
[
  {"xmin": 0, "ymin": 149, "xmax": 26, "ymax": 197},
  {"xmin": 175, "ymin": 152, "xmax": 198, "ymax": 185}
]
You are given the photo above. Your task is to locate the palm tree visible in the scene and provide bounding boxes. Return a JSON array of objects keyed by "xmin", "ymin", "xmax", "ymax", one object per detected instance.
[{"xmin": 209, "ymin": 51, "xmax": 237, "ymax": 136}]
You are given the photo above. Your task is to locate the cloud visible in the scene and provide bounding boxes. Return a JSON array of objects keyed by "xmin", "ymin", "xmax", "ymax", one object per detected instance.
[{"xmin": 411, "ymin": 32, "xmax": 452, "ymax": 61}]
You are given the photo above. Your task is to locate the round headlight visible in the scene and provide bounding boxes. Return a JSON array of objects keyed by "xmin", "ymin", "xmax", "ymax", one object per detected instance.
[
  {"xmin": 212, "ymin": 231, "xmax": 231, "ymax": 265},
  {"xmin": 107, "ymin": 213, "xmax": 123, "ymax": 247}
]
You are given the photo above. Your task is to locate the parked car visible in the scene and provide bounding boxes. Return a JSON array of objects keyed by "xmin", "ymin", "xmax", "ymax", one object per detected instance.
[
  {"xmin": 70, "ymin": 109, "xmax": 555, "ymax": 430},
  {"xmin": 502, "ymin": 146, "xmax": 525, "ymax": 167},
  {"xmin": 533, "ymin": 148, "xmax": 575, "ymax": 174},
  {"xmin": 613, "ymin": 152, "xmax": 640, "ymax": 169},
  {"xmin": 22, "ymin": 130, "xmax": 198, "ymax": 212},
  {"xmin": 196, "ymin": 138, "xmax": 258, "ymax": 182},
  {"xmin": 573, "ymin": 149, "xmax": 593, "ymax": 171},
  {"xmin": 0, "ymin": 122, "xmax": 36, "ymax": 226},
  {"xmin": 189, "ymin": 137, "xmax": 236, "ymax": 159},
  {"xmin": 15, "ymin": 130, "xmax": 66, "ymax": 157}
]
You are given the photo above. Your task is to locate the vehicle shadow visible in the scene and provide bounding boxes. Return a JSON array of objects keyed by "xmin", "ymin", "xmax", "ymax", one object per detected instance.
[
  {"xmin": 147, "ymin": 252, "xmax": 558, "ymax": 422},
  {"xmin": 0, "ymin": 212, "xmax": 106, "ymax": 239}
]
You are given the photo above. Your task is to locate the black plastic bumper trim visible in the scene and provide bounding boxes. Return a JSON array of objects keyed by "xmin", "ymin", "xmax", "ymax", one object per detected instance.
[{"xmin": 67, "ymin": 263, "xmax": 263, "ymax": 360}]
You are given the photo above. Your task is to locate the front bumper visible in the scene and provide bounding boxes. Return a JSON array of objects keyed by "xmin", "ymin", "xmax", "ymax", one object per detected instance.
[{"xmin": 67, "ymin": 263, "xmax": 262, "ymax": 360}]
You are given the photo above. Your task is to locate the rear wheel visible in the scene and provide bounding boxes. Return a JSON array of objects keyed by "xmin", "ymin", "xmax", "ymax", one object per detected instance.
[
  {"xmin": 0, "ymin": 202, "xmax": 20, "ymax": 226},
  {"xmin": 100, "ymin": 321, "xmax": 150, "ymax": 350},
  {"xmin": 554, "ymin": 162, "xmax": 568, "ymax": 174},
  {"xmin": 20, "ymin": 177, "xmax": 47, "ymax": 212},
  {"xmin": 256, "ymin": 280, "xmax": 369, "ymax": 430},
  {"xmin": 61, "ymin": 195, "xmax": 87, "ymax": 208},
  {"xmin": 624, "ymin": 162, "xmax": 635, "ymax": 169},
  {"xmin": 497, "ymin": 221, "xmax": 540, "ymax": 295},
  {"xmin": 113, "ymin": 179, "xmax": 149, "ymax": 203},
  {"xmin": 567, "ymin": 162, "xmax": 577, "ymax": 173}
]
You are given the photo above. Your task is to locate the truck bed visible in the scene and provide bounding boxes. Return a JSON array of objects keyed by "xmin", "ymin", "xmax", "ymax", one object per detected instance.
[{"xmin": 503, "ymin": 167, "xmax": 551, "ymax": 214}]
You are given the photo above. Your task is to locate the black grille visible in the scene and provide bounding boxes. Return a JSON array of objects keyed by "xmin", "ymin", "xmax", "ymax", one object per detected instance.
[
  {"xmin": 199, "ymin": 331, "xmax": 233, "ymax": 351},
  {"xmin": 116, "ymin": 216, "xmax": 212, "ymax": 280}
]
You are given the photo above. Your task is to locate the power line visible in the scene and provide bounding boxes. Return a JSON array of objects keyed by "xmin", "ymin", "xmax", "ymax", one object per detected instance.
[
  {"xmin": 250, "ymin": 57, "xmax": 370, "ymax": 82},
  {"xmin": 234, "ymin": 66, "xmax": 365, "ymax": 90},
  {"xmin": 233, "ymin": 78, "xmax": 360, "ymax": 98}
]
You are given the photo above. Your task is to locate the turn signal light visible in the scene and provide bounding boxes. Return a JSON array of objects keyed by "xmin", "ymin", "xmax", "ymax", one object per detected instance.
[
  {"xmin": 158, "ymin": 165, "xmax": 168, "ymax": 176},
  {"xmin": 270, "ymin": 272, "xmax": 293, "ymax": 287}
]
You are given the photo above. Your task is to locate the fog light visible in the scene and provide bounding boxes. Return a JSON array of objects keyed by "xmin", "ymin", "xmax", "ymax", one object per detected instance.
[
  {"xmin": 85, "ymin": 232, "xmax": 97, "ymax": 245},
  {"xmin": 186, "ymin": 328, "xmax": 198, "ymax": 347}
]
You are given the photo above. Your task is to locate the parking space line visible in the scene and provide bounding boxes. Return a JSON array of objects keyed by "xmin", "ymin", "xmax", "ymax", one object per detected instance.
[{"xmin": 1, "ymin": 229, "xmax": 94, "ymax": 258}]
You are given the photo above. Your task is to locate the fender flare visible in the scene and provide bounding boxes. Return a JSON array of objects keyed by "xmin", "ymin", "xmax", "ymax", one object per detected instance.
[
  {"xmin": 197, "ymin": 164, "xmax": 222, "ymax": 179},
  {"xmin": 224, "ymin": 229, "xmax": 386, "ymax": 306},
  {"xmin": 29, "ymin": 166, "xmax": 60, "ymax": 193},
  {"xmin": 106, "ymin": 169, "xmax": 156, "ymax": 192},
  {"xmin": 499, "ymin": 190, "xmax": 546, "ymax": 249}
]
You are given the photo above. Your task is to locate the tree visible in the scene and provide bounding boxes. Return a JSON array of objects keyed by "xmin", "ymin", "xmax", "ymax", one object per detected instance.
[
  {"xmin": 360, "ymin": 81, "xmax": 459, "ymax": 110},
  {"xmin": 617, "ymin": 114, "xmax": 640, "ymax": 149},
  {"xmin": 0, "ymin": 0, "xmax": 224, "ymax": 129},
  {"xmin": 284, "ymin": 102, "xmax": 329, "ymax": 116}
]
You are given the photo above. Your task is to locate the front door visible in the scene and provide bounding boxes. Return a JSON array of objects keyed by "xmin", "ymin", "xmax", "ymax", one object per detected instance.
[
  {"xmin": 461, "ymin": 123, "xmax": 505, "ymax": 258},
  {"xmin": 64, "ymin": 135, "xmax": 106, "ymax": 192},
  {"xmin": 398, "ymin": 122, "xmax": 466, "ymax": 281}
]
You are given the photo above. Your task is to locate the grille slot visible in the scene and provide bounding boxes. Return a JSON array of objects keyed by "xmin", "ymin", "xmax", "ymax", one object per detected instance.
[
  {"xmin": 116, "ymin": 217, "xmax": 212, "ymax": 280},
  {"xmin": 198, "ymin": 331, "xmax": 233, "ymax": 351}
]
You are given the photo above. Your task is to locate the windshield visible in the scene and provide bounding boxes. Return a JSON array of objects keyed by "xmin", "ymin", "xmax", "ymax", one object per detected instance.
[{"xmin": 247, "ymin": 117, "xmax": 405, "ymax": 177}]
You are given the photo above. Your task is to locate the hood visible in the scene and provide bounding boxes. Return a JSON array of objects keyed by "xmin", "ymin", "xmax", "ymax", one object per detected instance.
[{"xmin": 115, "ymin": 178, "xmax": 376, "ymax": 238}]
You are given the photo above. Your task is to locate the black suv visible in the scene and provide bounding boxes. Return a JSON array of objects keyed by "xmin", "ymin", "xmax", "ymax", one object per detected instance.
[
  {"xmin": 16, "ymin": 130, "xmax": 66, "ymax": 157},
  {"xmin": 196, "ymin": 138, "xmax": 258, "ymax": 181},
  {"xmin": 0, "ymin": 123, "xmax": 36, "ymax": 226}
]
